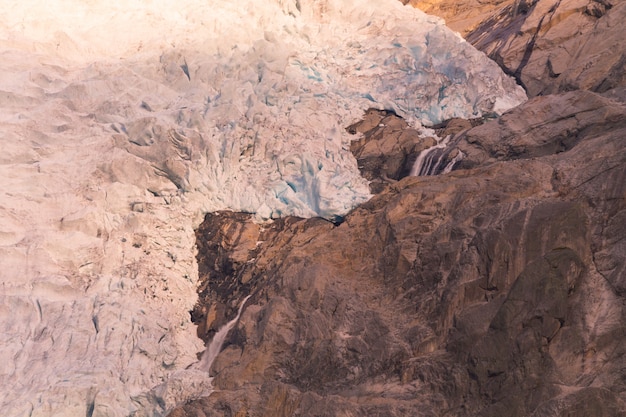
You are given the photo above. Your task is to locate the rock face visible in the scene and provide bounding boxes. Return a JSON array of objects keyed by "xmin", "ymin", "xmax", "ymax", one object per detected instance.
[
  {"xmin": 346, "ymin": 109, "xmax": 431, "ymax": 193},
  {"xmin": 171, "ymin": 85, "xmax": 626, "ymax": 416},
  {"xmin": 347, "ymin": 110, "xmax": 489, "ymax": 192},
  {"xmin": 409, "ymin": 0, "xmax": 626, "ymax": 97},
  {"xmin": 166, "ymin": 2, "xmax": 626, "ymax": 417},
  {"xmin": 404, "ymin": 0, "xmax": 509, "ymax": 35}
]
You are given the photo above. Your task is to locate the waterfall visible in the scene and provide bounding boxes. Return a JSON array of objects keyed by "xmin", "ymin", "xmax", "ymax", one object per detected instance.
[
  {"xmin": 410, "ymin": 135, "xmax": 463, "ymax": 176},
  {"xmin": 442, "ymin": 149, "xmax": 464, "ymax": 174},
  {"xmin": 196, "ymin": 295, "xmax": 252, "ymax": 374},
  {"xmin": 410, "ymin": 135, "xmax": 451, "ymax": 176}
]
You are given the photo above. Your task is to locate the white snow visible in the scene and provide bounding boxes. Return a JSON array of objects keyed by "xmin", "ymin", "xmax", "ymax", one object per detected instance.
[{"xmin": 0, "ymin": 0, "xmax": 526, "ymax": 416}]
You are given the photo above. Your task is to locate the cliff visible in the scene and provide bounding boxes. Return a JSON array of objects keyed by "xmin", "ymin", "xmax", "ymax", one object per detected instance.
[{"xmin": 171, "ymin": 1, "xmax": 626, "ymax": 416}]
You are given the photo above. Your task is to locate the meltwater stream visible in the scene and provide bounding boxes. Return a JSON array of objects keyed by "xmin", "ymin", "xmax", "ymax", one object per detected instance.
[
  {"xmin": 410, "ymin": 135, "xmax": 465, "ymax": 176},
  {"xmin": 196, "ymin": 295, "xmax": 252, "ymax": 374}
]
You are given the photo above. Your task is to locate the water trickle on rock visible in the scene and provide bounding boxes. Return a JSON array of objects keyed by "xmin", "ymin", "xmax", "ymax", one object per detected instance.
[
  {"xmin": 410, "ymin": 135, "xmax": 464, "ymax": 176},
  {"xmin": 197, "ymin": 295, "xmax": 252, "ymax": 374}
]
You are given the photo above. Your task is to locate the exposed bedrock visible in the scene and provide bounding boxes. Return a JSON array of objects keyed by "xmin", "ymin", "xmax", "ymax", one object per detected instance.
[
  {"xmin": 346, "ymin": 109, "xmax": 487, "ymax": 192},
  {"xmin": 454, "ymin": 89, "xmax": 626, "ymax": 167},
  {"xmin": 409, "ymin": 0, "xmax": 626, "ymax": 97},
  {"xmin": 346, "ymin": 109, "xmax": 430, "ymax": 193},
  {"xmin": 168, "ymin": 2, "xmax": 626, "ymax": 415},
  {"xmin": 171, "ymin": 84, "xmax": 626, "ymax": 415}
]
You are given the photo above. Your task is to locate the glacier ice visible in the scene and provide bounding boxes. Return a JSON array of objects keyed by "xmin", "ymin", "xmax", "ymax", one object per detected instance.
[{"xmin": 0, "ymin": 0, "xmax": 526, "ymax": 416}]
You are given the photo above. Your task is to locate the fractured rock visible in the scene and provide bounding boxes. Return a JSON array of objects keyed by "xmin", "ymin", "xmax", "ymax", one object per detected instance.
[
  {"xmin": 174, "ymin": 92, "xmax": 626, "ymax": 415},
  {"xmin": 410, "ymin": 0, "xmax": 626, "ymax": 97}
]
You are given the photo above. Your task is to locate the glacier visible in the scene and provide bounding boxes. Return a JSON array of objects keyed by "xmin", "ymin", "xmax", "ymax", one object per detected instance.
[{"xmin": 0, "ymin": 0, "xmax": 526, "ymax": 416}]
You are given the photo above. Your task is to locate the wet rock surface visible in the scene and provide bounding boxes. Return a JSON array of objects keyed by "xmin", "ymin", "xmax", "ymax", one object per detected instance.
[{"xmin": 347, "ymin": 109, "xmax": 486, "ymax": 192}]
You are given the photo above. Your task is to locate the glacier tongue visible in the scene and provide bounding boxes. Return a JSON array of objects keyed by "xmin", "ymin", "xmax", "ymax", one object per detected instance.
[{"xmin": 0, "ymin": 0, "xmax": 526, "ymax": 416}]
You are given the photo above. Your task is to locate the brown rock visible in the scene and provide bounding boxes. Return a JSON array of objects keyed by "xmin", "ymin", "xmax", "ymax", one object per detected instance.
[
  {"xmin": 173, "ymin": 98, "xmax": 626, "ymax": 414},
  {"xmin": 454, "ymin": 89, "xmax": 626, "ymax": 168},
  {"xmin": 404, "ymin": 0, "xmax": 511, "ymax": 36},
  {"xmin": 171, "ymin": 4, "xmax": 626, "ymax": 417},
  {"xmin": 347, "ymin": 109, "xmax": 431, "ymax": 192},
  {"xmin": 409, "ymin": 0, "xmax": 626, "ymax": 97}
]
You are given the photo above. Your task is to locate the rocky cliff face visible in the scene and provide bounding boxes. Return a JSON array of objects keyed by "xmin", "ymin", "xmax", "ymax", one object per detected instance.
[
  {"xmin": 169, "ymin": 3, "xmax": 626, "ymax": 417},
  {"xmin": 409, "ymin": 0, "xmax": 626, "ymax": 97}
]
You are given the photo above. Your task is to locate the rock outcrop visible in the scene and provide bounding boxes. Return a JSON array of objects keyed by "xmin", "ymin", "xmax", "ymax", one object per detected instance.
[
  {"xmin": 403, "ymin": 0, "xmax": 509, "ymax": 35},
  {"xmin": 171, "ymin": 86, "xmax": 626, "ymax": 416},
  {"xmin": 346, "ymin": 109, "xmax": 430, "ymax": 193},
  {"xmin": 167, "ymin": 2, "xmax": 626, "ymax": 417},
  {"xmin": 409, "ymin": 0, "xmax": 626, "ymax": 97}
]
